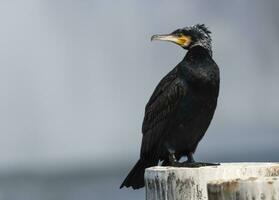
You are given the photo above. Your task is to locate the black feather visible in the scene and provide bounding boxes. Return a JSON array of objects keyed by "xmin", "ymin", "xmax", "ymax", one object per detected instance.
[{"xmin": 195, "ymin": 24, "xmax": 211, "ymax": 35}]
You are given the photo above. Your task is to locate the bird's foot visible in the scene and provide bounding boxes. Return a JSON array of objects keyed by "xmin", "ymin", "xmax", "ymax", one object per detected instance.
[
  {"xmin": 180, "ymin": 161, "xmax": 220, "ymax": 168},
  {"xmin": 168, "ymin": 153, "xmax": 184, "ymax": 167},
  {"xmin": 167, "ymin": 155, "xmax": 219, "ymax": 168}
]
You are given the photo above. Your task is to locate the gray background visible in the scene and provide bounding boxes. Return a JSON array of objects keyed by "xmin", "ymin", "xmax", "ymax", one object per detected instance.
[{"xmin": 0, "ymin": 0, "xmax": 278, "ymax": 199}]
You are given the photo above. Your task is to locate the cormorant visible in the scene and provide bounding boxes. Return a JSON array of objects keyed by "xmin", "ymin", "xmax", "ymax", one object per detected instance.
[{"xmin": 120, "ymin": 24, "xmax": 220, "ymax": 189}]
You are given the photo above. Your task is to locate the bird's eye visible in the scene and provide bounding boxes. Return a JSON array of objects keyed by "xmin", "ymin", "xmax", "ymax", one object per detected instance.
[{"xmin": 177, "ymin": 33, "xmax": 183, "ymax": 37}]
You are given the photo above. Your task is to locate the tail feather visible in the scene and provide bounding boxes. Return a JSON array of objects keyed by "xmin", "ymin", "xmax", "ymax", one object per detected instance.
[{"xmin": 120, "ymin": 159, "xmax": 157, "ymax": 189}]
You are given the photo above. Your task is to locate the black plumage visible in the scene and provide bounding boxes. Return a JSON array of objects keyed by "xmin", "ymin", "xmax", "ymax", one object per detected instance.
[{"xmin": 120, "ymin": 24, "xmax": 220, "ymax": 189}]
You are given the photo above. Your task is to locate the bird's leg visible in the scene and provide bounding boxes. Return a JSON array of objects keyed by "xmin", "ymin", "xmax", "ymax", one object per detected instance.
[
  {"xmin": 186, "ymin": 152, "xmax": 195, "ymax": 163},
  {"xmin": 168, "ymin": 153, "xmax": 176, "ymax": 164},
  {"xmin": 180, "ymin": 152, "xmax": 220, "ymax": 168},
  {"xmin": 165, "ymin": 145, "xmax": 183, "ymax": 167}
]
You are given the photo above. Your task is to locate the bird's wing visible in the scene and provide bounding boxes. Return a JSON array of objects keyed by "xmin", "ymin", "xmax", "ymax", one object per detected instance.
[{"xmin": 141, "ymin": 67, "xmax": 187, "ymax": 158}]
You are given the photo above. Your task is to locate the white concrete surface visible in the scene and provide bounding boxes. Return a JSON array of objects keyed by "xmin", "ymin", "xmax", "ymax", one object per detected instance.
[
  {"xmin": 208, "ymin": 176, "xmax": 279, "ymax": 200},
  {"xmin": 145, "ymin": 163, "xmax": 279, "ymax": 200}
]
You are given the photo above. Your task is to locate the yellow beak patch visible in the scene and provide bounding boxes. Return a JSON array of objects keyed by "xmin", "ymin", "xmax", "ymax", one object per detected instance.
[{"xmin": 151, "ymin": 34, "xmax": 191, "ymax": 47}]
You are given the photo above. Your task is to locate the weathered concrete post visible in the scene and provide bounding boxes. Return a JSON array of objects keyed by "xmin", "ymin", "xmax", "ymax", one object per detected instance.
[
  {"xmin": 145, "ymin": 163, "xmax": 279, "ymax": 200},
  {"xmin": 208, "ymin": 176, "xmax": 279, "ymax": 200}
]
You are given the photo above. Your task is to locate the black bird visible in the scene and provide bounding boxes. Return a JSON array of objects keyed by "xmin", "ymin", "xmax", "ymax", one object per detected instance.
[{"xmin": 120, "ymin": 24, "xmax": 220, "ymax": 189}]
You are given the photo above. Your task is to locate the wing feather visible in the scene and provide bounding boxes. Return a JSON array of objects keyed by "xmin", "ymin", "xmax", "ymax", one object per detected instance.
[{"xmin": 140, "ymin": 67, "xmax": 187, "ymax": 158}]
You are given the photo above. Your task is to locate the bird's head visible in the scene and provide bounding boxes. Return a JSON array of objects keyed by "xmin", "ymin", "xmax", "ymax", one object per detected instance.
[{"xmin": 151, "ymin": 24, "xmax": 212, "ymax": 55}]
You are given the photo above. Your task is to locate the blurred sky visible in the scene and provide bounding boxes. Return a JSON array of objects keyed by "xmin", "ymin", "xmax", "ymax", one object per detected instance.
[{"xmin": 0, "ymin": 0, "xmax": 278, "ymax": 173}]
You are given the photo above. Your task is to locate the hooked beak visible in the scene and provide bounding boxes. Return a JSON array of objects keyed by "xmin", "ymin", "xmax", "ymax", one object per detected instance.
[{"xmin": 151, "ymin": 34, "xmax": 190, "ymax": 46}]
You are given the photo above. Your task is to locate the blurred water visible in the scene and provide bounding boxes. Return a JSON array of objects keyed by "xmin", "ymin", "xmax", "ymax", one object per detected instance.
[{"xmin": 0, "ymin": 172, "xmax": 143, "ymax": 200}]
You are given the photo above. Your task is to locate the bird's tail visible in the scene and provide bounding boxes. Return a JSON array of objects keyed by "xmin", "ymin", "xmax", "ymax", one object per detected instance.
[{"xmin": 120, "ymin": 158, "xmax": 157, "ymax": 189}]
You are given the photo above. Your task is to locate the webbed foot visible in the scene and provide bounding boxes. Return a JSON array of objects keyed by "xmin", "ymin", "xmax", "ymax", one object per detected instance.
[
  {"xmin": 167, "ymin": 151, "xmax": 219, "ymax": 168},
  {"xmin": 180, "ymin": 161, "xmax": 220, "ymax": 168}
]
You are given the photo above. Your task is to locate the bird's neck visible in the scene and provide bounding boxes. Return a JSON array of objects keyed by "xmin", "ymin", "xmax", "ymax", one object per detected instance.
[
  {"xmin": 191, "ymin": 39, "xmax": 212, "ymax": 57},
  {"xmin": 179, "ymin": 46, "xmax": 216, "ymax": 83},
  {"xmin": 183, "ymin": 46, "xmax": 212, "ymax": 63}
]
